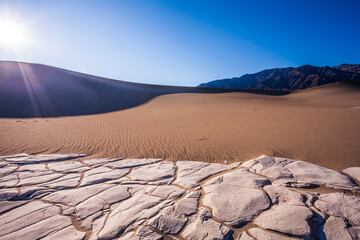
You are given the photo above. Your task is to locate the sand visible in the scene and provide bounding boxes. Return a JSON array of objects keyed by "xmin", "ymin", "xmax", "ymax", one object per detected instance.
[{"xmin": 1, "ymin": 66, "xmax": 359, "ymax": 172}]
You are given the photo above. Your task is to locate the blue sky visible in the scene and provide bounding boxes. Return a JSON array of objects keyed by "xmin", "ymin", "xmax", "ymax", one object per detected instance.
[{"xmin": 0, "ymin": 0, "xmax": 359, "ymax": 86}]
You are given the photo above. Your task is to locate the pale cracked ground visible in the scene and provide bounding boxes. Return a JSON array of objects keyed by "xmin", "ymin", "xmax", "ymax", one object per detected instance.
[{"xmin": 0, "ymin": 154, "xmax": 360, "ymax": 240}]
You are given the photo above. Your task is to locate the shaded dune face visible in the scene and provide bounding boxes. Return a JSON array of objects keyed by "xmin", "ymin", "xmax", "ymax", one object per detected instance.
[{"xmin": 0, "ymin": 61, "xmax": 289, "ymax": 118}]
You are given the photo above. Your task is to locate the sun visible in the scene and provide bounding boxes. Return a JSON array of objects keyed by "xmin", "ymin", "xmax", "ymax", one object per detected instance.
[{"xmin": 0, "ymin": 18, "xmax": 29, "ymax": 49}]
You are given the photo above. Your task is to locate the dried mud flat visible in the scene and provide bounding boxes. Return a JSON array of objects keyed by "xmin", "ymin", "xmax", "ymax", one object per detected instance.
[{"xmin": 0, "ymin": 153, "xmax": 359, "ymax": 240}]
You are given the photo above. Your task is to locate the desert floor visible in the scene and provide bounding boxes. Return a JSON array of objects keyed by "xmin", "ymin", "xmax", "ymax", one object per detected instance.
[{"xmin": 1, "ymin": 82, "xmax": 359, "ymax": 171}]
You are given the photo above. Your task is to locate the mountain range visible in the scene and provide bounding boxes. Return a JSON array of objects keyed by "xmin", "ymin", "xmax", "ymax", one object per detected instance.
[{"xmin": 198, "ymin": 64, "xmax": 360, "ymax": 90}]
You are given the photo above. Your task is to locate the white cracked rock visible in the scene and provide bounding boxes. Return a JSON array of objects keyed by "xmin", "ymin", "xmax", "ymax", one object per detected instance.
[
  {"xmin": 343, "ymin": 167, "xmax": 360, "ymax": 182},
  {"xmin": 182, "ymin": 207, "xmax": 232, "ymax": 240},
  {"xmin": 0, "ymin": 173, "xmax": 19, "ymax": 188},
  {"xmin": 247, "ymin": 228, "xmax": 299, "ymax": 240},
  {"xmin": 145, "ymin": 185, "xmax": 185, "ymax": 200},
  {"xmin": 0, "ymin": 153, "xmax": 88, "ymax": 163},
  {"xmin": 323, "ymin": 216, "xmax": 354, "ymax": 240},
  {"xmin": 263, "ymin": 185, "xmax": 307, "ymax": 206},
  {"xmin": 0, "ymin": 163, "xmax": 17, "ymax": 177},
  {"xmin": 44, "ymin": 184, "xmax": 131, "ymax": 232},
  {"xmin": 18, "ymin": 185, "xmax": 53, "ymax": 200},
  {"xmin": 118, "ymin": 226, "xmax": 162, "ymax": 240},
  {"xmin": 47, "ymin": 160, "xmax": 90, "ymax": 173},
  {"xmin": 83, "ymin": 158, "xmax": 121, "ymax": 167},
  {"xmin": 0, "ymin": 201, "xmax": 86, "ymax": 240},
  {"xmin": 254, "ymin": 205, "xmax": 313, "ymax": 237},
  {"xmin": 42, "ymin": 225, "xmax": 86, "ymax": 240},
  {"xmin": 98, "ymin": 193, "xmax": 165, "ymax": 239},
  {"xmin": 17, "ymin": 171, "xmax": 65, "ymax": 187},
  {"xmin": 0, "ymin": 200, "xmax": 26, "ymax": 214},
  {"xmin": 173, "ymin": 161, "xmax": 240, "ymax": 188},
  {"xmin": 244, "ymin": 155, "xmax": 358, "ymax": 191},
  {"xmin": 74, "ymin": 185, "xmax": 130, "ymax": 220},
  {"xmin": 105, "ymin": 158, "xmax": 163, "ymax": 169},
  {"xmin": 1, "ymin": 153, "xmax": 359, "ymax": 240},
  {"xmin": 270, "ymin": 178, "xmax": 314, "ymax": 188},
  {"xmin": 149, "ymin": 206, "xmax": 187, "ymax": 234},
  {"xmin": 285, "ymin": 160, "xmax": 356, "ymax": 189},
  {"xmin": 238, "ymin": 231, "xmax": 254, "ymax": 240},
  {"xmin": 205, "ymin": 168, "xmax": 271, "ymax": 189},
  {"xmin": 0, "ymin": 188, "xmax": 18, "ymax": 201},
  {"xmin": 315, "ymin": 192, "xmax": 360, "ymax": 225},
  {"xmin": 39, "ymin": 173, "xmax": 81, "ymax": 189},
  {"xmin": 241, "ymin": 155, "xmax": 294, "ymax": 179},
  {"xmin": 80, "ymin": 166, "xmax": 129, "ymax": 186},
  {"xmin": 89, "ymin": 211, "xmax": 110, "ymax": 240},
  {"xmin": 175, "ymin": 191, "xmax": 200, "ymax": 215},
  {"xmin": 18, "ymin": 163, "xmax": 50, "ymax": 172},
  {"xmin": 0, "ymin": 159, "xmax": 10, "ymax": 167},
  {"xmin": 0, "ymin": 153, "xmax": 32, "ymax": 163},
  {"xmin": 203, "ymin": 184, "xmax": 270, "ymax": 226},
  {"xmin": 44, "ymin": 183, "xmax": 113, "ymax": 205},
  {"xmin": 201, "ymin": 168, "xmax": 271, "ymax": 226},
  {"xmin": 350, "ymin": 226, "xmax": 360, "ymax": 239},
  {"xmin": 129, "ymin": 161, "xmax": 175, "ymax": 182}
]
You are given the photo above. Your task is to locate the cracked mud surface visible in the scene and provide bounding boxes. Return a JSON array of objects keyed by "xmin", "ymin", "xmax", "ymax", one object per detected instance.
[{"xmin": 0, "ymin": 153, "xmax": 359, "ymax": 239}]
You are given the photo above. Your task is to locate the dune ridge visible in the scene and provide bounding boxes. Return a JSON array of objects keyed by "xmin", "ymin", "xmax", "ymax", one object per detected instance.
[{"xmin": 0, "ymin": 61, "xmax": 288, "ymax": 118}]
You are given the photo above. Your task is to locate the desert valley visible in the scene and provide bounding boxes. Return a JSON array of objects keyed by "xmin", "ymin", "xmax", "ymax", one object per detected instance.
[
  {"xmin": 0, "ymin": 61, "xmax": 360, "ymax": 239},
  {"xmin": 1, "ymin": 1, "xmax": 360, "ymax": 239}
]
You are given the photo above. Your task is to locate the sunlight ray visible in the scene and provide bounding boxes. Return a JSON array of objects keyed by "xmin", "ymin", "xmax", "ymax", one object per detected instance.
[{"xmin": 18, "ymin": 63, "xmax": 55, "ymax": 116}]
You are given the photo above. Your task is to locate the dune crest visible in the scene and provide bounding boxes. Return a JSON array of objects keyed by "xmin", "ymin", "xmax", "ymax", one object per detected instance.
[{"xmin": 0, "ymin": 61, "xmax": 287, "ymax": 118}]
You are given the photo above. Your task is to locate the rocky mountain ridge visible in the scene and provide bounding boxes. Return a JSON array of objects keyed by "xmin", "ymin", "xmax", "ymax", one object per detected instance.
[{"xmin": 198, "ymin": 64, "xmax": 360, "ymax": 90}]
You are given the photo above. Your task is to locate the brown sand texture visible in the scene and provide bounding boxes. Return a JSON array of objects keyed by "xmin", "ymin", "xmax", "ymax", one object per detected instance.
[{"xmin": 0, "ymin": 62, "xmax": 360, "ymax": 171}]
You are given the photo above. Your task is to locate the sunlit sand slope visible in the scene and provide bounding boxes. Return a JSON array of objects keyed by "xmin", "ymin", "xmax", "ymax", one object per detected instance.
[{"xmin": 1, "ymin": 76, "xmax": 359, "ymax": 170}]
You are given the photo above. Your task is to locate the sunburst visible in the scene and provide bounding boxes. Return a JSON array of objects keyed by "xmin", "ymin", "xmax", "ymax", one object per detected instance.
[{"xmin": 0, "ymin": 16, "xmax": 30, "ymax": 50}]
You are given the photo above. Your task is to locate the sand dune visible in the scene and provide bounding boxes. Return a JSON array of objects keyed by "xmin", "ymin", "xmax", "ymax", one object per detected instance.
[
  {"xmin": 0, "ymin": 62, "xmax": 359, "ymax": 171},
  {"xmin": 0, "ymin": 61, "xmax": 287, "ymax": 118}
]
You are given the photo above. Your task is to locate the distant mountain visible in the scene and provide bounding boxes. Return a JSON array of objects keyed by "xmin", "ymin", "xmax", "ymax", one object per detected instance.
[
  {"xmin": 333, "ymin": 64, "xmax": 360, "ymax": 73},
  {"xmin": 198, "ymin": 64, "xmax": 360, "ymax": 90}
]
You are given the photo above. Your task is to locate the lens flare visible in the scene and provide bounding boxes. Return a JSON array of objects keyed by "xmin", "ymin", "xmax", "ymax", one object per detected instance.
[{"xmin": 0, "ymin": 17, "xmax": 29, "ymax": 49}]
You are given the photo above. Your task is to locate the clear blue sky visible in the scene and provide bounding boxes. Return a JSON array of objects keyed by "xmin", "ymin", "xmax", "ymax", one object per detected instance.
[{"xmin": 1, "ymin": 0, "xmax": 359, "ymax": 86}]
